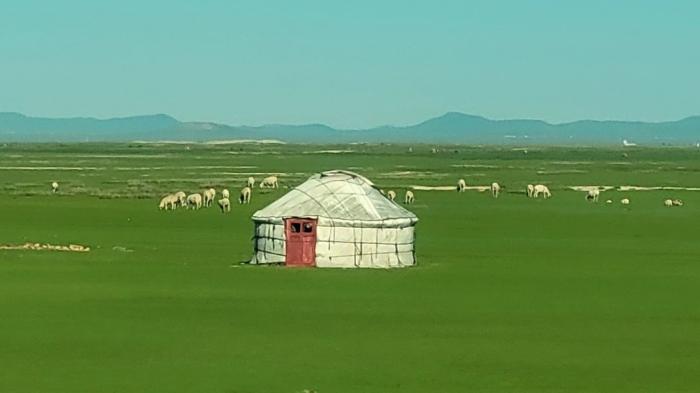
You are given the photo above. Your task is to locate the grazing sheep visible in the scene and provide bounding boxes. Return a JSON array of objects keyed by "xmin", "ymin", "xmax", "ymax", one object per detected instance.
[
  {"xmin": 217, "ymin": 197, "xmax": 231, "ymax": 213},
  {"xmin": 621, "ymin": 198, "xmax": 630, "ymax": 205},
  {"xmin": 404, "ymin": 190, "xmax": 415, "ymax": 204},
  {"xmin": 259, "ymin": 176, "xmax": 279, "ymax": 189},
  {"xmin": 664, "ymin": 199, "xmax": 673, "ymax": 207},
  {"xmin": 526, "ymin": 184, "xmax": 534, "ymax": 198},
  {"xmin": 606, "ymin": 199, "xmax": 613, "ymax": 204},
  {"xmin": 586, "ymin": 189, "xmax": 600, "ymax": 202},
  {"xmin": 387, "ymin": 190, "xmax": 396, "ymax": 202},
  {"xmin": 51, "ymin": 181, "xmax": 59, "ymax": 193},
  {"xmin": 247, "ymin": 176, "xmax": 255, "ymax": 188},
  {"xmin": 533, "ymin": 184, "xmax": 551, "ymax": 199},
  {"xmin": 222, "ymin": 189, "xmax": 230, "ymax": 199},
  {"xmin": 158, "ymin": 194, "xmax": 179, "ymax": 210},
  {"xmin": 202, "ymin": 188, "xmax": 216, "ymax": 207},
  {"xmin": 187, "ymin": 193, "xmax": 203, "ymax": 210},
  {"xmin": 491, "ymin": 182, "xmax": 501, "ymax": 198},
  {"xmin": 672, "ymin": 199, "xmax": 684, "ymax": 207},
  {"xmin": 239, "ymin": 186, "xmax": 252, "ymax": 204},
  {"xmin": 173, "ymin": 191, "xmax": 187, "ymax": 207},
  {"xmin": 457, "ymin": 179, "xmax": 467, "ymax": 192}
]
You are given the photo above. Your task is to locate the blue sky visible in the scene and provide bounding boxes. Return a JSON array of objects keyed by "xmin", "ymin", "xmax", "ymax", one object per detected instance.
[{"xmin": 1, "ymin": 0, "xmax": 698, "ymax": 128}]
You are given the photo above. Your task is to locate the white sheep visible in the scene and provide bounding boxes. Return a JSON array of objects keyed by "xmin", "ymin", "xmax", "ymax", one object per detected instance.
[
  {"xmin": 672, "ymin": 199, "xmax": 684, "ymax": 207},
  {"xmin": 51, "ymin": 181, "xmax": 59, "ymax": 193},
  {"xmin": 586, "ymin": 189, "xmax": 600, "ymax": 202},
  {"xmin": 606, "ymin": 199, "xmax": 613, "ymax": 204},
  {"xmin": 247, "ymin": 176, "xmax": 255, "ymax": 188},
  {"xmin": 491, "ymin": 182, "xmax": 501, "ymax": 198},
  {"xmin": 158, "ymin": 194, "xmax": 179, "ymax": 210},
  {"xmin": 457, "ymin": 179, "xmax": 467, "ymax": 192},
  {"xmin": 173, "ymin": 191, "xmax": 187, "ymax": 207},
  {"xmin": 222, "ymin": 189, "xmax": 230, "ymax": 199},
  {"xmin": 259, "ymin": 176, "xmax": 279, "ymax": 189},
  {"xmin": 664, "ymin": 199, "xmax": 673, "ymax": 207},
  {"xmin": 187, "ymin": 193, "xmax": 203, "ymax": 209},
  {"xmin": 202, "ymin": 188, "xmax": 216, "ymax": 207},
  {"xmin": 533, "ymin": 184, "xmax": 551, "ymax": 199},
  {"xmin": 217, "ymin": 197, "xmax": 231, "ymax": 213},
  {"xmin": 404, "ymin": 190, "xmax": 415, "ymax": 204},
  {"xmin": 526, "ymin": 184, "xmax": 534, "ymax": 198},
  {"xmin": 621, "ymin": 198, "xmax": 630, "ymax": 205},
  {"xmin": 387, "ymin": 190, "xmax": 396, "ymax": 202},
  {"xmin": 239, "ymin": 186, "xmax": 252, "ymax": 204}
]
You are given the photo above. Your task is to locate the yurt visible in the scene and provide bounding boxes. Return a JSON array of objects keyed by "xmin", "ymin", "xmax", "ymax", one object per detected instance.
[{"xmin": 250, "ymin": 170, "xmax": 418, "ymax": 268}]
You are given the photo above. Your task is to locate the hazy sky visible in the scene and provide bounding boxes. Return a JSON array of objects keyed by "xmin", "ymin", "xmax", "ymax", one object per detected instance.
[{"xmin": 1, "ymin": 0, "xmax": 698, "ymax": 128}]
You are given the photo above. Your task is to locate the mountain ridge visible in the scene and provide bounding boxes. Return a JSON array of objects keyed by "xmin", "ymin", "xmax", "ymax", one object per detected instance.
[{"xmin": 1, "ymin": 111, "xmax": 699, "ymax": 145}]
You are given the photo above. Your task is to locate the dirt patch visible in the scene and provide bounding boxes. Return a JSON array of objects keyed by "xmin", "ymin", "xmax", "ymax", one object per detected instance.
[{"xmin": 0, "ymin": 243, "xmax": 90, "ymax": 252}]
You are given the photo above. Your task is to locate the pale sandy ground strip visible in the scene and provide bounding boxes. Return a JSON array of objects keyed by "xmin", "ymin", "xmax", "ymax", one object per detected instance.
[
  {"xmin": 411, "ymin": 185, "xmax": 490, "ymax": 191},
  {"xmin": 537, "ymin": 170, "xmax": 588, "ymax": 174},
  {"xmin": 131, "ymin": 140, "xmax": 286, "ymax": 145},
  {"xmin": 69, "ymin": 154, "xmax": 170, "ymax": 158},
  {"xmin": 618, "ymin": 186, "xmax": 700, "ymax": 191},
  {"xmin": 451, "ymin": 164, "xmax": 499, "ymax": 169},
  {"xmin": 224, "ymin": 151, "xmax": 281, "ymax": 155},
  {"xmin": 303, "ymin": 150, "xmax": 355, "ymax": 154},
  {"xmin": 0, "ymin": 166, "xmax": 105, "ymax": 170},
  {"xmin": 568, "ymin": 186, "xmax": 616, "ymax": 192},
  {"xmin": 550, "ymin": 161, "xmax": 594, "ymax": 165},
  {"xmin": 113, "ymin": 166, "xmax": 258, "ymax": 171}
]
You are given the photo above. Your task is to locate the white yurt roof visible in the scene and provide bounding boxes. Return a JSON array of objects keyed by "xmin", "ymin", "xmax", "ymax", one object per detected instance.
[{"xmin": 252, "ymin": 170, "xmax": 418, "ymax": 227}]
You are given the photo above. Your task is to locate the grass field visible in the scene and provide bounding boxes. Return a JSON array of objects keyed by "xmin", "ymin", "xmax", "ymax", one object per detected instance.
[{"xmin": 1, "ymin": 143, "xmax": 699, "ymax": 392}]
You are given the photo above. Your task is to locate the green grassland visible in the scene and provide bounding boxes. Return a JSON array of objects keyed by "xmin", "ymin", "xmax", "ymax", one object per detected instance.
[{"xmin": 1, "ymin": 143, "xmax": 699, "ymax": 393}]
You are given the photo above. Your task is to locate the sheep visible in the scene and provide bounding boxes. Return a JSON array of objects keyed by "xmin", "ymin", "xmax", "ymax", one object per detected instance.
[
  {"xmin": 217, "ymin": 197, "xmax": 231, "ymax": 213},
  {"xmin": 621, "ymin": 198, "xmax": 630, "ymax": 205},
  {"xmin": 672, "ymin": 199, "xmax": 684, "ymax": 207},
  {"xmin": 247, "ymin": 176, "xmax": 255, "ymax": 188},
  {"xmin": 606, "ymin": 199, "xmax": 613, "ymax": 204},
  {"xmin": 259, "ymin": 176, "xmax": 279, "ymax": 189},
  {"xmin": 158, "ymin": 194, "xmax": 179, "ymax": 210},
  {"xmin": 491, "ymin": 182, "xmax": 501, "ymax": 198},
  {"xmin": 404, "ymin": 190, "xmax": 415, "ymax": 204},
  {"xmin": 526, "ymin": 184, "xmax": 534, "ymax": 198},
  {"xmin": 51, "ymin": 181, "xmax": 59, "ymax": 193},
  {"xmin": 457, "ymin": 179, "xmax": 467, "ymax": 192},
  {"xmin": 187, "ymin": 193, "xmax": 203, "ymax": 210},
  {"xmin": 239, "ymin": 186, "xmax": 252, "ymax": 204},
  {"xmin": 387, "ymin": 190, "xmax": 396, "ymax": 202},
  {"xmin": 664, "ymin": 199, "xmax": 673, "ymax": 207},
  {"xmin": 533, "ymin": 184, "xmax": 551, "ymax": 199},
  {"xmin": 222, "ymin": 189, "xmax": 230, "ymax": 199},
  {"xmin": 202, "ymin": 188, "xmax": 216, "ymax": 207},
  {"xmin": 586, "ymin": 189, "xmax": 600, "ymax": 202},
  {"xmin": 173, "ymin": 191, "xmax": 187, "ymax": 207}
]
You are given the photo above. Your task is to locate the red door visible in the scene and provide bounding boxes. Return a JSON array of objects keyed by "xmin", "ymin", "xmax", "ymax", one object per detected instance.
[{"xmin": 285, "ymin": 218, "xmax": 317, "ymax": 267}]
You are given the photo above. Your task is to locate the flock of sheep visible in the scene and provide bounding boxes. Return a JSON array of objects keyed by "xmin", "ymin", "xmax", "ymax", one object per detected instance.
[
  {"xmin": 50, "ymin": 174, "xmax": 685, "ymax": 209},
  {"xmin": 157, "ymin": 176, "xmax": 278, "ymax": 213}
]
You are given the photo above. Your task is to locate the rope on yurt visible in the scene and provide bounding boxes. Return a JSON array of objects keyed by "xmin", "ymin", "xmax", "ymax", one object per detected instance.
[{"xmin": 395, "ymin": 226, "xmax": 402, "ymax": 267}]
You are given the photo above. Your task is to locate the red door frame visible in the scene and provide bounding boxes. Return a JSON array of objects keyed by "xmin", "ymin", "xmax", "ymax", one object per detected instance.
[{"xmin": 285, "ymin": 218, "xmax": 317, "ymax": 267}]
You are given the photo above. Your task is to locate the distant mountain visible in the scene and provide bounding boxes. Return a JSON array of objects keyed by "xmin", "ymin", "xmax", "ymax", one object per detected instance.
[{"xmin": 1, "ymin": 111, "xmax": 699, "ymax": 145}]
